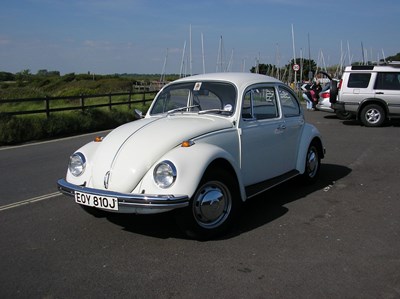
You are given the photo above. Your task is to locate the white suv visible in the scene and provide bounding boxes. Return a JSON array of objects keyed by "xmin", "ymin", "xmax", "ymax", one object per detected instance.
[{"xmin": 331, "ymin": 64, "xmax": 400, "ymax": 127}]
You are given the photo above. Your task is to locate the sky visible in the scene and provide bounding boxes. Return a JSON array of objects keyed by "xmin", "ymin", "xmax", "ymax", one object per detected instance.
[{"xmin": 0, "ymin": 0, "xmax": 399, "ymax": 75}]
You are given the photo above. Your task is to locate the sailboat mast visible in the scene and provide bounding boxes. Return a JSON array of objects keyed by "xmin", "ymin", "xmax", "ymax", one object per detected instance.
[
  {"xmin": 291, "ymin": 24, "xmax": 297, "ymax": 85},
  {"xmin": 216, "ymin": 36, "xmax": 223, "ymax": 72},
  {"xmin": 189, "ymin": 25, "xmax": 193, "ymax": 75},
  {"xmin": 160, "ymin": 48, "xmax": 168, "ymax": 83},
  {"xmin": 179, "ymin": 41, "xmax": 187, "ymax": 78},
  {"xmin": 201, "ymin": 33, "xmax": 205, "ymax": 74}
]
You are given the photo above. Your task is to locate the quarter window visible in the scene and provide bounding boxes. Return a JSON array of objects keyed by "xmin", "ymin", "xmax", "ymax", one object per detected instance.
[
  {"xmin": 278, "ymin": 87, "xmax": 300, "ymax": 117},
  {"xmin": 348, "ymin": 73, "xmax": 371, "ymax": 88}
]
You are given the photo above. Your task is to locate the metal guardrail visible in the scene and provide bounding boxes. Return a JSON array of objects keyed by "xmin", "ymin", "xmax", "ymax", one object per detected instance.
[{"xmin": 0, "ymin": 90, "xmax": 159, "ymax": 118}]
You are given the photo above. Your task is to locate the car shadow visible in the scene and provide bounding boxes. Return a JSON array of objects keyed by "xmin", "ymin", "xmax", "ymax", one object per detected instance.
[
  {"xmin": 326, "ymin": 115, "xmax": 400, "ymax": 127},
  {"xmin": 323, "ymin": 114, "xmax": 339, "ymax": 120},
  {"xmin": 341, "ymin": 119, "xmax": 400, "ymax": 127},
  {"xmin": 104, "ymin": 163, "xmax": 352, "ymax": 240},
  {"xmin": 227, "ymin": 163, "xmax": 351, "ymax": 238}
]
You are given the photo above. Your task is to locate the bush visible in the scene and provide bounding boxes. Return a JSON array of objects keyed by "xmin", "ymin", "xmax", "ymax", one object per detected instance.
[
  {"xmin": 0, "ymin": 114, "xmax": 45, "ymax": 144},
  {"xmin": 0, "ymin": 109, "xmax": 136, "ymax": 145}
]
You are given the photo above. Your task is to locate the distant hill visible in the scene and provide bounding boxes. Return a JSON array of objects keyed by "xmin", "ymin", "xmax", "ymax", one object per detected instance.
[{"xmin": 0, "ymin": 72, "xmax": 179, "ymax": 99}]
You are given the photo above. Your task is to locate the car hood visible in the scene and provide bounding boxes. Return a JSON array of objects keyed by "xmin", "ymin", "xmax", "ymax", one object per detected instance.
[{"xmin": 90, "ymin": 115, "xmax": 233, "ymax": 192}]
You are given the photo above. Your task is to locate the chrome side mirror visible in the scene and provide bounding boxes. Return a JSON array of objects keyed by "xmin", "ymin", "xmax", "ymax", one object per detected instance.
[{"xmin": 134, "ymin": 109, "xmax": 143, "ymax": 119}]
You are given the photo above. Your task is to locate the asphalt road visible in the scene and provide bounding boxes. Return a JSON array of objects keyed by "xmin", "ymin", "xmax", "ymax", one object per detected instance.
[{"xmin": 0, "ymin": 111, "xmax": 399, "ymax": 298}]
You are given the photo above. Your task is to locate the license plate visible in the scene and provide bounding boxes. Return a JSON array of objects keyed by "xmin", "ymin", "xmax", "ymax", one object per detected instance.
[{"xmin": 75, "ymin": 191, "xmax": 118, "ymax": 211}]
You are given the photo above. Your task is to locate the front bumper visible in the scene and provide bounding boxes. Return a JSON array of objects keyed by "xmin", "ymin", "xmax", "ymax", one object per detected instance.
[{"xmin": 57, "ymin": 179, "xmax": 189, "ymax": 214}]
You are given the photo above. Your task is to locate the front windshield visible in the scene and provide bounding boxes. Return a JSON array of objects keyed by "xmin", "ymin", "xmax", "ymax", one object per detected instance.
[{"xmin": 150, "ymin": 81, "xmax": 236, "ymax": 116}]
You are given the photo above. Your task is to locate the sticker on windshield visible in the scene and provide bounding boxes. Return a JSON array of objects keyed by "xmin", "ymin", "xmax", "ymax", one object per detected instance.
[
  {"xmin": 194, "ymin": 82, "xmax": 202, "ymax": 91},
  {"xmin": 224, "ymin": 104, "xmax": 233, "ymax": 112}
]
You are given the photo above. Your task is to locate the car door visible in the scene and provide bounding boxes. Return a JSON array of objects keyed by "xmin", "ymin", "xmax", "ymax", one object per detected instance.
[
  {"xmin": 239, "ymin": 84, "xmax": 293, "ymax": 186},
  {"xmin": 374, "ymin": 72, "xmax": 400, "ymax": 115},
  {"xmin": 277, "ymin": 86, "xmax": 305, "ymax": 168}
]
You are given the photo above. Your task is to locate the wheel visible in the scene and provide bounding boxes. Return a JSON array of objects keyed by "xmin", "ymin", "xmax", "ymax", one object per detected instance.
[
  {"xmin": 302, "ymin": 143, "xmax": 321, "ymax": 183},
  {"xmin": 360, "ymin": 104, "xmax": 385, "ymax": 127},
  {"xmin": 335, "ymin": 110, "xmax": 353, "ymax": 120},
  {"xmin": 175, "ymin": 168, "xmax": 241, "ymax": 240}
]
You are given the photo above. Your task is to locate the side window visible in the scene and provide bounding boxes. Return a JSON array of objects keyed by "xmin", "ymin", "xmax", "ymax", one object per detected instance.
[
  {"xmin": 242, "ymin": 87, "xmax": 278, "ymax": 120},
  {"xmin": 348, "ymin": 73, "xmax": 371, "ymax": 88},
  {"xmin": 375, "ymin": 72, "xmax": 400, "ymax": 90},
  {"xmin": 278, "ymin": 87, "xmax": 300, "ymax": 117}
]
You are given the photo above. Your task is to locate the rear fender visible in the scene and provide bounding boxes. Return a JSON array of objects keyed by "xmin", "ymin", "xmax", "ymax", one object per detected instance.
[{"xmin": 295, "ymin": 124, "xmax": 324, "ymax": 174}]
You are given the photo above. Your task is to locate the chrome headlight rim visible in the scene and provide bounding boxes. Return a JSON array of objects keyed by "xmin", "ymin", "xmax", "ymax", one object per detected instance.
[
  {"xmin": 153, "ymin": 160, "xmax": 177, "ymax": 189},
  {"xmin": 68, "ymin": 152, "xmax": 86, "ymax": 177}
]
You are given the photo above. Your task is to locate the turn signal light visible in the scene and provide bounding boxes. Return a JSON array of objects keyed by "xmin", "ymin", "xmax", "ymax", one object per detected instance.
[
  {"xmin": 94, "ymin": 136, "xmax": 104, "ymax": 142},
  {"xmin": 181, "ymin": 140, "xmax": 194, "ymax": 147}
]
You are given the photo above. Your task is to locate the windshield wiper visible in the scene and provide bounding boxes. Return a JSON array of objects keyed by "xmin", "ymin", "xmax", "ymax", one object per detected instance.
[
  {"xmin": 167, "ymin": 105, "xmax": 200, "ymax": 115},
  {"xmin": 198, "ymin": 109, "xmax": 231, "ymax": 115}
]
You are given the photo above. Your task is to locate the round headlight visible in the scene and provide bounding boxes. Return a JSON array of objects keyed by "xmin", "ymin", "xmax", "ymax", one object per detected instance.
[
  {"xmin": 68, "ymin": 152, "xmax": 86, "ymax": 177},
  {"xmin": 153, "ymin": 161, "xmax": 177, "ymax": 189}
]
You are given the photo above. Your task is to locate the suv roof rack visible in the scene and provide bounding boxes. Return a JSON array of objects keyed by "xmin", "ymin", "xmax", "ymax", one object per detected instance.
[{"xmin": 351, "ymin": 66, "xmax": 374, "ymax": 70}]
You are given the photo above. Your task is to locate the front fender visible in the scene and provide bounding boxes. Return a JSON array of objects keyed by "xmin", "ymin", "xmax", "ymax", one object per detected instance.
[
  {"xmin": 295, "ymin": 124, "xmax": 324, "ymax": 174},
  {"xmin": 65, "ymin": 141, "xmax": 100, "ymax": 186},
  {"xmin": 138, "ymin": 143, "xmax": 246, "ymax": 200}
]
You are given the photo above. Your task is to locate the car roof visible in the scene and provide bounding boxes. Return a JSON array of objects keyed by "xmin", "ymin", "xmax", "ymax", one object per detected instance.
[
  {"xmin": 172, "ymin": 72, "xmax": 282, "ymax": 88},
  {"xmin": 344, "ymin": 65, "xmax": 400, "ymax": 72}
]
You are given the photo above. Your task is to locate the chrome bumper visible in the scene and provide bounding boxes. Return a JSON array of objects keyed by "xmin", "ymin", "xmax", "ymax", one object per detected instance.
[{"xmin": 57, "ymin": 179, "xmax": 189, "ymax": 212}]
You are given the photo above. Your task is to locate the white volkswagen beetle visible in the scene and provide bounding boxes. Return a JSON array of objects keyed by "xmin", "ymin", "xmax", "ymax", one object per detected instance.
[{"xmin": 58, "ymin": 72, "xmax": 325, "ymax": 239}]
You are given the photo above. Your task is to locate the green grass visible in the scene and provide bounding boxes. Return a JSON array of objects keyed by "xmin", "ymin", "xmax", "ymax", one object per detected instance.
[{"xmin": 0, "ymin": 108, "xmax": 146, "ymax": 145}]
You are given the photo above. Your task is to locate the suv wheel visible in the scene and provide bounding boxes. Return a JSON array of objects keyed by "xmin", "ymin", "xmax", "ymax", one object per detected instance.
[{"xmin": 360, "ymin": 104, "xmax": 385, "ymax": 127}]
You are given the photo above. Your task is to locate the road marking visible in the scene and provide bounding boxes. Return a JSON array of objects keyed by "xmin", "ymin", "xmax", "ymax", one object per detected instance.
[{"xmin": 0, "ymin": 192, "xmax": 62, "ymax": 211}]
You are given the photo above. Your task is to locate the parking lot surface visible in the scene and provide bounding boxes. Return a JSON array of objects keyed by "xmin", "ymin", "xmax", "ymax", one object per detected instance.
[{"xmin": 0, "ymin": 109, "xmax": 399, "ymax": 298}]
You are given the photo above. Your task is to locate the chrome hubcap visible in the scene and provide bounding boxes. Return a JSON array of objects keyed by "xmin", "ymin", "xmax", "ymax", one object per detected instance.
[
  {"xmin": 307, "ymin": 148, "xmax": 319, "ymax": 178},
  {"xmin": 366, "ymin": 109, "xmax": 381, "ymax": 124},
  {"xmin": 193, "ymin": 181, "xmax": 231, "ymax": 229}
]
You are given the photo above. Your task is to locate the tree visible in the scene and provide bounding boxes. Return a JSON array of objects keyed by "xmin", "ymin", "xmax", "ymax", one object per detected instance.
[
  {"xmin": 284, "ymin": 59, "xmax": 317, "ymax": 82},
  {"xmin": 37, "ymin": 69, "xmax": 60, "ymax": 77},
  {"xmin": 250, "ymin": 63, "xmax": 277, "ymax": 75},
  {"xmin": 15, "ymin": 69, "xmax": 32, "ymax": 84},
  {"xmin": 384, "ymin": 52, "xmax": 400, "ymax": 62},
  {"xmin": 0, "ymin": 72, "xmax": 15, "ymax": 82}
]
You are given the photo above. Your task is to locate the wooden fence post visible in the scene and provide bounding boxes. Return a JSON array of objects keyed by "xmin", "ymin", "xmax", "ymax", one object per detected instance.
[
  {"xmin": 45, "ymin": 96, "xmax": 50, "ymax": 118},
  {"xmin": 109, "ymin": 93, "xmax": 112, "ymax": 110},
  {"xmin": 80, "ymin": 94, "xmax": 85, "ymax": 112}
]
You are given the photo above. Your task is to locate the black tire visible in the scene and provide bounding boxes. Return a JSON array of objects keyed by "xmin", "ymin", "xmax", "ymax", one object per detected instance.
[
  {"xmin": 175, "ymin": 168, "xmax": 241, "ymax": 240},
  {"xmin": 335, "ymin": 110, "xmax": 353, "ymax": 120},
  {"xmin": 329, "ymin": 80, "xmax": 338, "ymax": 104},
  {"xmin": 302, "ymin": 142, "xmax": 321, "ymax": 184},
  {"xmin": 360, "ymin": 104, "xmax": 385, "ymax": 127}
]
